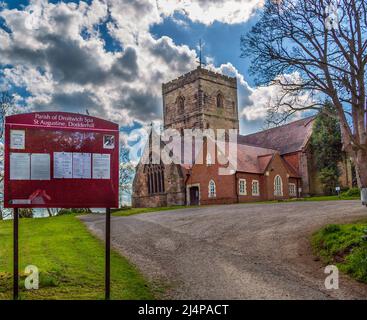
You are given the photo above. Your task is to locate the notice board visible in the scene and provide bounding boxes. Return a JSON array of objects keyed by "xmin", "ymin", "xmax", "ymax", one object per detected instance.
[{"xmin": 4, "ymin": 112, "xmax": 119, "ymax": 208}]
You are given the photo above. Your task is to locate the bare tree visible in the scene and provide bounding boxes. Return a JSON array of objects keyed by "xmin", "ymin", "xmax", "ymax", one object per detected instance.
[
  {"xmin": 0, "ymin": 91, "xmax": 14, "ymax": 219},
  {"xmin": 242, "ymin": 0, "xmax": 367, "ymax": 195},
  {"xmin": 119, "ymin": 144, "xmax": 135, "ymax": 207}
]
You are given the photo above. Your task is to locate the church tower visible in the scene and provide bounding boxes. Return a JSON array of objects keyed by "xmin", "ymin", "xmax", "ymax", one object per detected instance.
[{"xmin": 162, "ymin": 67, "xmax": 239, "ymax": 131}]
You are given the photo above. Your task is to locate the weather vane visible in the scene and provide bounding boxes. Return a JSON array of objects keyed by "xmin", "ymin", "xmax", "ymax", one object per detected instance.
[{"xmin": 197, "ymin": 39, "xmax": 205, "ymax": 68}]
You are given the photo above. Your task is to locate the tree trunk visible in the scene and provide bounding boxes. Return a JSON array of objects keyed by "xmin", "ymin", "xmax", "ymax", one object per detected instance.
[
  {"xmin": 355, "ymin": 149, "xmax": 367, "ymax": 188},
  {"xmin": 354, "ymin": 149, "xmax": 367, "ymax": 206}
]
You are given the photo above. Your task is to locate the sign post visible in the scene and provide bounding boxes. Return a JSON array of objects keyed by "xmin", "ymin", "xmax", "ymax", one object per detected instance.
[
  {"xmin": 4, "ymin": 112, "xmax": 119, "ymax": 300},
  {"xmin": 105, "ymin": 208, "xmax": 111, "ymax": 300},
  {"xmin": 13, "ymin": 208, "xmax": 19, "ymax": 300}
]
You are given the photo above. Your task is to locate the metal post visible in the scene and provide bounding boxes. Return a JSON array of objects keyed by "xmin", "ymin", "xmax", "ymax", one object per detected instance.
[
  {"xmin": 105, "ymin": 208, "xmax": 111, "ymax": 300},
  {"xmin": 13, "ymin": 208, "xmax": 19, "ymax": 300}
]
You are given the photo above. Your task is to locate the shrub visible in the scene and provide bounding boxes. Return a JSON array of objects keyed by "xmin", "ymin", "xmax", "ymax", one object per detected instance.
[
  {"xmin": 322, "ymin": 224, "xmax": 341, "ymax": 235},
  {"xmin": 57, "ymin": 209, "xmax": 73, "ymax": 216},
  {"xmin": 57, "ymin": 208, "xmax": 91, "ymax": 216},
  {"xmin": 341, "ymin": 187, "xmax": 360, "ymax": 197}
]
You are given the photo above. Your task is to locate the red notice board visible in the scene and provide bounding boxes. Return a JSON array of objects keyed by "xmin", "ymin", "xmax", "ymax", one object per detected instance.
[{"xmin": 4, "ymin": 112, "xmax": 119, "ymax": 208}]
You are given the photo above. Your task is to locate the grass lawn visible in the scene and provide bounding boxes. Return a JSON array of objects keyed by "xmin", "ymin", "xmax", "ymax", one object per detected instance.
[
  {"xmin": 0, "ymin": 214, "xmax": 154, "ymax": 300},
  {"xmin": 112, "ymin": 205, "xmax": 192, "ymax": 217},
  {"xmin": 288, "ymin": 195, "xmax": 360, "ymax": 201},
  {"xmin": 312, "ymin": 221, "xmax": 367, "ymax": 283}
]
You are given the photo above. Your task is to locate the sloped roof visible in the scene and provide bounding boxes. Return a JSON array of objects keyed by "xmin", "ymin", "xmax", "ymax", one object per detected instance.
[
  {"xmin": 233, "ymin": 143, "xmax": 277, "ymax": 174},
  {"xmin": 282, "ymin": 159, "xmax": 301, "ymax": 178},
  {"xmin": 258, "ymin": 154, "xmax": 274, "ymax": 173},
  {"xmin": 238, "ymin": 116, "xmax": 315, "ymax": 155}
]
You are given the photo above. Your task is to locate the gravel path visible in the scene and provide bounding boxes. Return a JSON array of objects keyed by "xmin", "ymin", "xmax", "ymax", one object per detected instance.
[{"xmin": 79, "ymin": 201, "xmax": 367, "ymax": 299}]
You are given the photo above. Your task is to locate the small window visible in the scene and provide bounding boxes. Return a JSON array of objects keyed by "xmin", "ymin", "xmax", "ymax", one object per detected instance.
[
  {"xmin": 208, "ymin": 179, "xmax": 216, "ymax": 198},
  {"xmin": 289, "ymin": 183, "xmax": 297, "ymax": 197},
  {"xmin": 252, "ymin": 180, "xmax": 260, "ymax": 196},
  {"xmin": 274, "ymin": 175, "xmax": 283, "ymax": 196},
  {"xmin": 216, "ymin": 93, "xmax": 223, "ymax": 108},
  {"xmin": 239, "ymin": 179, "xmax": 247, "ymax": 195}
]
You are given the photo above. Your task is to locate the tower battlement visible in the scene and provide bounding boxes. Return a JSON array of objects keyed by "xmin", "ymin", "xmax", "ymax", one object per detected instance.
[
  {"xmin": 162, "ymin": 66, "xmax": 239, "ymax": 131},
  {"xmin": 162, "ymin": 67, "xmax": 237, "ymax": 95}
]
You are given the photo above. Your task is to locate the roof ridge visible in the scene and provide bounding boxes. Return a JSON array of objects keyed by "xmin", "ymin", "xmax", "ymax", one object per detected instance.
[
  {"xmin": 257, "ymin": 153, "xmax": 275, "ymax": 158},
  {"xmin": 236, "ymin": 140, "xmax": 279, "ymax": 152},
  {"xmin": 241, "ymin": 116, "xmax": 315, "ymax": 138}
]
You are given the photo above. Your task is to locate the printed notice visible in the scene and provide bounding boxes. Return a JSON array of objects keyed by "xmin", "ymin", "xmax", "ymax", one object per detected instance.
[
  {"xmin": 10, "ymin": 153, "xmax": 30, "ymax": 180},
  {"xmin": 92, "ymin": 153, "xmax": 110, "ymax": 179},
  {"xmin": 73, "ymin": 153, "xmax": 91, "ymax": 179},
  {"xmin": 10, "ymin": 130, "xmax": 25, "ymax": 149},
  {"xmin": 54, "ymin": 152, "xmax": 73, "ymax": 178},
  {"xmin": 31, "ymin": 153, "xmax": 50, "ymax": 180}
]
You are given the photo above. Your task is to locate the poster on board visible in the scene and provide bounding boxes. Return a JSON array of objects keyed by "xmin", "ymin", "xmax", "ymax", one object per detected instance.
[
  {"xmin": 31, "ymin": 153, "xmax": 50, "ymax": 180},
  {"xmin": 10, "ymin": 153, "xmax": 30, "ymax": 180},
  {"xmin": 10, "ymin": 130, "xmax": 25, "ymax": 150}
]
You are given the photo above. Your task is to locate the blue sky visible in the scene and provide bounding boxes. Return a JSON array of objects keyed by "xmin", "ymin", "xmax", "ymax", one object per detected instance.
[
  {"xmin": 150, "ymin": 12, "xmax": 258, "ymax": 86},
  {"xmin": 0, "ymin": 0, "xmax": 280, "ymax": 142}
]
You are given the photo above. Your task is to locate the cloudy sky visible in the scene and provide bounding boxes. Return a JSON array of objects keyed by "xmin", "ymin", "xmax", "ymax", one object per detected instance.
[{"xmin": 0, "ymin": 0, "xmax": 295, "ymax": 141}]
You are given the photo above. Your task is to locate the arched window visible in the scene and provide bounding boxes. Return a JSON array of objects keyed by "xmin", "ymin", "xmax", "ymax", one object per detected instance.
[
  {"xmin": 177, "ymin": 96, "xmax": 185, "ymax": 114},
  {"xmin": 216, "ymin": 93, "xmax": 223, "ymax": 108},
  {"xmin": 274, "ymin": 175, "xmax": 283, "ymax": 196},
  {"xmin": 208, "ymin": 179, "xmax": 216, "ymax": 198},
  {"xmin": 146, "ymin": 165, "xmax": 165, "ymax": 195}
]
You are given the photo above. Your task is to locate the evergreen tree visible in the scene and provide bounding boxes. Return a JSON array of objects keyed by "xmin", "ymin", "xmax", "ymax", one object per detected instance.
[{"xmin": 310, "ymin": 102, "xmax": 343, "ymax": 195}]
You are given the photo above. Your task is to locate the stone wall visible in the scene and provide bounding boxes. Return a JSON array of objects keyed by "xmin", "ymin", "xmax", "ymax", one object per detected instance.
[
  {"xmin": 132, "ymin": 163, "xmax": 186, "ymax": 208},
  {"xmin": 162, "ymin": 67, "xmax": 239, "ymax": 131}
]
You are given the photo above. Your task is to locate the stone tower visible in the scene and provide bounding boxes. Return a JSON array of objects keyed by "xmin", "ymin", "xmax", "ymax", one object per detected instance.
[{"xmin": 162, "ymin": 67, "xmax": 239, "ymax": 131}]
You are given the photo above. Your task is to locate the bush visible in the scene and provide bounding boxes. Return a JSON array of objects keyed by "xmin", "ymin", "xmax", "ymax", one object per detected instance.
[
  {"xmin": 57, "ymin": 209, "xmax": 73, "ymax": 216},
  {"xmin": 57, "ymin": 208, "xmax": 92, "ymax": 216},
  {"xmin": 322, "ymin": 224, "xmax": 341, "ymax": 235},
  {"xmin": 19, "ymin": 208, "xmax": 33, "ymax": 218},
  {"xmin": 341, "ymin": 187, "xmax": 360, "ymax": 197}
]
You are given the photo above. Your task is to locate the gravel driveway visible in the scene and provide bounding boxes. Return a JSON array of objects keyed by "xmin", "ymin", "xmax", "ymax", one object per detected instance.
[{"xmin": 80, "ymin": 201, "xmax": 367, "ymax": 299}]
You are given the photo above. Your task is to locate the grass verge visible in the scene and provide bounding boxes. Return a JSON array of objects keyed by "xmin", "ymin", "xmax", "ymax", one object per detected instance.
[
  {"xmin": 112, "ymin": 205, "xmax": 191, "ymax": 217},
  {"xmin": 311, "ymin": 220, "xmax": 367, "ymax": 283},
  {"xmin": 0, "ymin": 214, "xmax": 154, "ymax": 300}
]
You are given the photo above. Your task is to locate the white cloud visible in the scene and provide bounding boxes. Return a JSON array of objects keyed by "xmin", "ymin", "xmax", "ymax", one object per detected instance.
[
  {"xmin": 0, "ymin": 0, "xmax": 266, "ymax": 128},
  {"xmin": 157, "ymin": 0, "xmax": 264, "ymax": 25},
  {"xmin": 241, "ymin": 72, "xmax": 315, "ymax": 121}
]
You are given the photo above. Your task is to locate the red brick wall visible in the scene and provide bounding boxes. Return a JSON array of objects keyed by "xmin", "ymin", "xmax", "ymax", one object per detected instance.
[
  {"xmin": 186, "ymin": 150, "xmax": 302, "ymax": 204},
  {"xmin": 265, "ymin": 154, "xmax": 292, "ymax": 200},
  {"xmin": 186, "ymin": 161, "xmax": 236, "ymax": 205},
  {"xmin": 236, "ymin": 173, "xmax": 265, "ymax": 202}
]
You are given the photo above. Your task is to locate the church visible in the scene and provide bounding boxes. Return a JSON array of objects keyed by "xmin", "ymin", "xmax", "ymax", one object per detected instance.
[{"xmin": 132, "ymin": 67, "xmax": 353, "ymax": 207}]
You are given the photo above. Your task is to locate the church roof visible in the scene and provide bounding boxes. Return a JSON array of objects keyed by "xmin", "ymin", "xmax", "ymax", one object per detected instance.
[
  {"xmin": 236, "ymin": 143, "xmax": 277, "ymax": 174},
  {"xmin": 238, "ymin": 116, "xmax": 315, "ymax": 155}
]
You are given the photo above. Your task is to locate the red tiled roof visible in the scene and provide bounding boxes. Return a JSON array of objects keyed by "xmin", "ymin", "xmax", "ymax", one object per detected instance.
[
  {"xmin": 235, "ymin": 143, "xmax": 277, "ymax": 174},
  {"xmin": 258, "ymin": 154, "xmax": 274, "ymax": 173},
  {"xmin": 238, "ymin": 116, "xmax": 315, "ymax": 155},
  {"xmin": 282, "ymin": 157, "xmax": 301, "ymax": 178}
]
